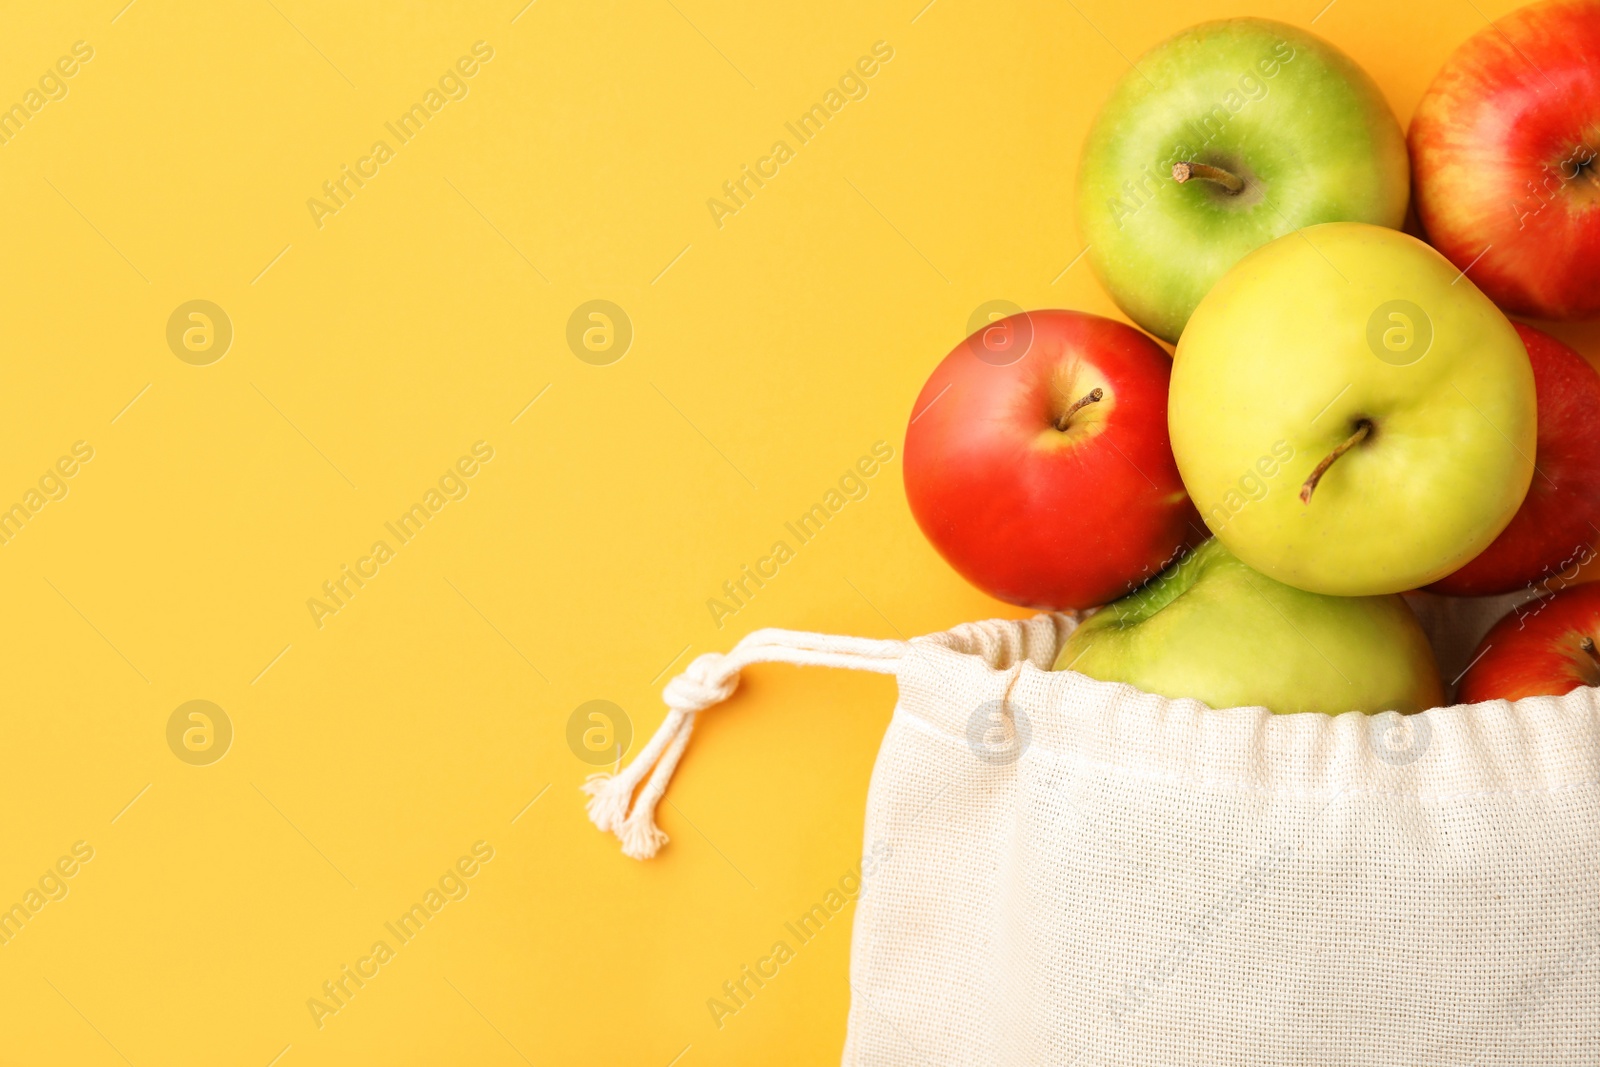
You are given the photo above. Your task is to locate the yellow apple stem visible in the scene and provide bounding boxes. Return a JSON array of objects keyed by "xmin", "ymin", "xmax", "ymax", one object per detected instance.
[
  {"xmin": 1299, "ymin": 421, "xmax": 1372, "ymax": 504},
  {"xmin": 1172, "ymin": 161, "xmax": 1245, "ymax": 195},
  {"xmin": 1055, "ymin": 388, "xmax": 1104, "ymax": 431},
  {"xmin": 1581, "ymin": 636, "xmax": 1600, "ymax": 665}
]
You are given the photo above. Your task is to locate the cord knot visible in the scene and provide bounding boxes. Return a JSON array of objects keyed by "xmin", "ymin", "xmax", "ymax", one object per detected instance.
[
  {"xmin": 663, "ymin": 652, "xmax": 740, "ymax": 713},
  {"xmin": 580, "ymin": 627, "xmax": 907, "ymax": 860}
]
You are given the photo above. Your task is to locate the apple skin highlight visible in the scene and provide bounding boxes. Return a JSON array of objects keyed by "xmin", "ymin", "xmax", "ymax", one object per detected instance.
[
  {"xmin": 1458, "ymin": 582, "xmax": 1600, "ymax": 703},
  {"xmin": 1054, "ymin": 537, "xmax": 1444, "ymax": 716},
  {"xmin": 1410, "ymin": 0, "xmax": 1600, "ymax": 320},
  {"xmin": 1169, "ymin": 223, "xmax": 1536, "ymax": 597},
  {"xmin": 1428, "ymin": 323, "xmax": 1600, "ymax": 596},
  {"xmin": 1077, "ymin": 17, "xmax": 1409, "ymax": 343},
  {"xmin": 904, "ymin": 309, "xmax": 1198, "ymax": 612}
]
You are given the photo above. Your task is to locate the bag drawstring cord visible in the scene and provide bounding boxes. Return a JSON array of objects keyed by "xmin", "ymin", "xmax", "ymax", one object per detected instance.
[{"xmin": 582, "ymin": 628, "xmax": 907, "ymax": 859}]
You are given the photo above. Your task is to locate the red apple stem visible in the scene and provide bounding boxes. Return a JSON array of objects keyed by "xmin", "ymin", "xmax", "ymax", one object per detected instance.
[
  {"xmin": 1581, "ymin": 636, "xmax": 1600, "ymax": 665},
  {"xmin": 1172, "ymin": 161, "xmax": 1245, "ymax": 195},
  {"xmin": 1055, "ymin": 387, "xmax": 1104, "ymax": 431},
  {"xmin": 1300, "ymin": 420, "xmax": 1372, "ymax": 504}
]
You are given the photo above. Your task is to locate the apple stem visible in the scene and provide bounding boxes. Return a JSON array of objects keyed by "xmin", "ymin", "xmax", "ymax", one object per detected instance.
[
  {"xmin": 1172, "ymin": 161, "xmax": 1245, "ymax": 195},
  {"xmin": 1581, "ymin": 636, "xmax": 1600, "ymax": 666},
  {"xmin": 1055, "ymin": 387, "xmax": 1104, "ymax": 431},
  {"xmin": 1299, "ymin": 420, "xmax": 1372, "ymax": 504}
]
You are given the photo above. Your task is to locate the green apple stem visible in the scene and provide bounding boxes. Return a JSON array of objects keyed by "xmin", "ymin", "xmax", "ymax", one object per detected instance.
[
  {"xmin": 1299, "ymin": 420, "xmax": 1372, "ymax": 504},
  {"xmin": 1172, "ymin": 161, "xmax": 1245, "ymax": 195},
  {"xmin": 1055, "ymin": 388, "xmax": 1104, "ymax": 431},
  {"xmin": 1581, "ymin": 636, "xmax": 1600, "ymax": 665}
]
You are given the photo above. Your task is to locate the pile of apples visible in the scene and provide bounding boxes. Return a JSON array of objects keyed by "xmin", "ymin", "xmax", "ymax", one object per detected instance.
[{"xmin": 904, "ymin": 2, "xmax": 1600, "ymax": 714}]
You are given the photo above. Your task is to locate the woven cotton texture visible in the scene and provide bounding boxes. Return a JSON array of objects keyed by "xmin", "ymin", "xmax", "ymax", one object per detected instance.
[
  {"xmin": 843, "ymin": 598, "xmax": 1600, "ymax": 1065},
  {"xmin": 584, "ymin": 595, "xmax": 1599, "ymax": 1063}
]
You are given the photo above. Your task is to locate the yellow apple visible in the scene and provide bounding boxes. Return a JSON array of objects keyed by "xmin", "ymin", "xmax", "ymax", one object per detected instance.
[{"xmin": 1169, "ymin": 223, "xmax": 1535, "ymax": 596}]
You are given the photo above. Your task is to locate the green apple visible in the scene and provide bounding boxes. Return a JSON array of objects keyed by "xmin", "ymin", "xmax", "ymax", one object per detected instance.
[
  {"xmin": 1077, "ymin": 19, "xmax": 1408, "ymax": 343},
  {"xmin": 1053, "ymin": 538, "xmax": 1443, "ymax": 715},
  {"xmin": 1170, "ymin": 222, "xmax": 1535, "ymax": 596}
]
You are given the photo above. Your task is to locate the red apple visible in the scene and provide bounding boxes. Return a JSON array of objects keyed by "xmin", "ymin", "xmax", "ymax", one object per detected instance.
[
  {"xmin": 1427, "ymin": 323, "xmax": 1600, "ymax": 595},
  {"xmin": 1456, "ymin": 581, "xmax": 1600, "ymax": 702},
  {"xmin": 904, "ymin": 309, "xmax": 1197, "ymax": 610},
  {"xmin": 1410, "ymin": 0, "xmax": 1600, "ymax": 319}
]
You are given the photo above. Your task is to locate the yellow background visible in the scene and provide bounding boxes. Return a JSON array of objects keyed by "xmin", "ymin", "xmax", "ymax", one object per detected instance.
[{"xmin": 2, "ymin": 0, "xmax": 1596, "ymax": 1063}]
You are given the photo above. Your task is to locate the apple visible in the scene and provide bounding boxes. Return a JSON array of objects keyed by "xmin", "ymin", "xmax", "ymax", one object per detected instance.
[
  {"xmin": 1077, "ymin": 18, "xmax": 1408, "ymax": 343},
  {"xmin": 904, "ymin": 309, "xmax": 1197, "ymax": 610},
  {"xmin": 1054, "ymin": 538, "xmax": 1443, "ymax": 715},
  {"xmin": 1456, "ymin": 581, "xmax": 1600, "ymax": 702},
  {"xmin": 1169, "ymin": 222, "xmax": 1536, "ymax": 597},
  {"xmin": 1429, "ymin": 324, "xmax": 1600, "ymax": 595},
  {"xmin": 1410, "ymin": 0, "xmax": 1600, "ymax": 320}
]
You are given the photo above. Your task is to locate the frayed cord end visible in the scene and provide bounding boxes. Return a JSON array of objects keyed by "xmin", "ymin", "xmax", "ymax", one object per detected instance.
[
  {"xmin": 581, "ymin": 772, "xmax": 634, "ymax": 835},
  {"xmin": 617, "ymin": 806, "xmax": 670, "ymax": 860}
]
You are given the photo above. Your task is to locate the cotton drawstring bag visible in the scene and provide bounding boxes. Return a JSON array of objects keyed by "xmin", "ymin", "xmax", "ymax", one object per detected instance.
[{"xmin": 583, "ymin": 592, "xmax": 1600, "ymax": 1065}]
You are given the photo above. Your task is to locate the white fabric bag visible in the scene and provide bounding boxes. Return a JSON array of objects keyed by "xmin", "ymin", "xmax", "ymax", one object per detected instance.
[{"xmin": 584, "ymin": 594, "xmax": 1600, "ymax": 1065}]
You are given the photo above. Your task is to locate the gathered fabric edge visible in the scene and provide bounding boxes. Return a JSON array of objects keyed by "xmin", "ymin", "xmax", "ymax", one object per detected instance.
[{"xmin": 896, "ymin": 612, "xmax": 1600, "ymax": 799}]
